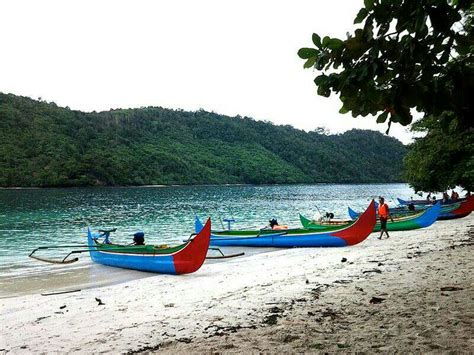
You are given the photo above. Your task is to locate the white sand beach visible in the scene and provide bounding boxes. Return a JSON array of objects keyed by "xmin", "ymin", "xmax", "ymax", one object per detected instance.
[{"xmin": 1, "ymin": 216, "xmax": 473, "ymax": 353}]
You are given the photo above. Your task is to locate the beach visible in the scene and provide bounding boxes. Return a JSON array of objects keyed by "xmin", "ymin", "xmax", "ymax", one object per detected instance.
[{"xmin": 1, "ymin": 215, "xmax": 472, "ymax": 353}]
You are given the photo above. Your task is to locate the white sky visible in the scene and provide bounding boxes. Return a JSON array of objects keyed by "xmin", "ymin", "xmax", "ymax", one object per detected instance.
[{"xmin": 0, "ymin": 0, "xmax": 413, "ymax": 143}]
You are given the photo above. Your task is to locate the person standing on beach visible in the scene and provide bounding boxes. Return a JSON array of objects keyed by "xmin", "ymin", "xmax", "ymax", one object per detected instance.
[{"xmin": 377, "ymin": 197, "xmax": 391, "ymax": 240}]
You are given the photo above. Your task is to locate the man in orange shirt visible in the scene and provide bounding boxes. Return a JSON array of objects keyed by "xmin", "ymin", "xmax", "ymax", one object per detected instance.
[{"xmin": 378, "ymin": 197, "xmax": 391, "ymax": 240}]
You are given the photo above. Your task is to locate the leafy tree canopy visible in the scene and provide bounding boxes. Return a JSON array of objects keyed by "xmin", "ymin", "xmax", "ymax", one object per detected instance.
[
  {"xmin": 299, "ymin": 0, "xmax": 473, "ymax": 192},
  {"xmin": 404, "ymin": 114, "xmax": 474, "ymax": 191}
]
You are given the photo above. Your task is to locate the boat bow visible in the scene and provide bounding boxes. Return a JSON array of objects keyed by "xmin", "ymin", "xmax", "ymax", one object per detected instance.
[{"xmin": 331, "ymin": 199, "xmax": 376, "ymax": 246}]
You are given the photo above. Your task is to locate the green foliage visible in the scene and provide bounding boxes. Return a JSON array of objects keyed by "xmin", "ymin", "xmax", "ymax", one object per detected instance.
[
  {"xmin": 299, "ymin": 0, "xmax": 474, "ymax": 191},
  {"xmin": 404, "ymin": 115, "xmax": 474, "ymax": 192},
  {"xmin": 299, "ymin": 0, "xmax": 473, "ymax": 129},
  {"xmin": 0, "ymin": 93, "xmax": 406, "ymax": 187}
]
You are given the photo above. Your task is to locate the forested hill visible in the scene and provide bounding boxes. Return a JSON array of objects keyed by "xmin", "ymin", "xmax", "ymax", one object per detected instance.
[{"xmin": 0, "ymin": 93, "xmax": 406, "ymax": 187}]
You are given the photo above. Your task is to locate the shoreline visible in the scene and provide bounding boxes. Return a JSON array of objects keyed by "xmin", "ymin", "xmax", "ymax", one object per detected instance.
[
  {"xmin": 1, "ymin": 216, "xmax": 472, "ymax": 353},
  {"xmin": 0, "ymin": 181, "xmax": 408, "ymax": 190},
  {"xmin": 0, "ymin": 247, "xmax": 279, "ymax": 300}
]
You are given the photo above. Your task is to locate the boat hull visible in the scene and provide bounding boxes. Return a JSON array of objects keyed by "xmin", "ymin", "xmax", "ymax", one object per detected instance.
[
  {"xmin": 303, "ymin": 202, "xmax": 440, "ymax": 232},
  {"xmin": 196, "ymin": 200, "xmax": 376, "ymax": 248},
  {"xmin": 397, "ymin": 197, "xmax": 466, "ymax": 206},
  {"xmin": 87, "ymin": 219, "xmax": 211, "ymax": 274},
  {"xmin": 209, "ymin": 233, "xmax": 348, "ymax": 247},
  {"xmin": 372, "ymin": 202, "xmax": 440, "ymax": 231},
  {"xmin": 349, "ymin": 198, "xmax": 472, "ymax": 221},
  {"xmin": 436, "ymin": 196, "xmax": 474, "ymax": 220}
]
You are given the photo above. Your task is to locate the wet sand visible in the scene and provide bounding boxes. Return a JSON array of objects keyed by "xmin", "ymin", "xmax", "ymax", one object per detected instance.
[
  {"xmin": 0, "ymin": 263, "xmax": 155, "ymax": 299},
  {"xmin": 1, "ymin": 216, "xmax": 472, "ymax": 353},
  {"xmin": 0, "ymin": 247, "xmax": 278, "ymax": 299}
]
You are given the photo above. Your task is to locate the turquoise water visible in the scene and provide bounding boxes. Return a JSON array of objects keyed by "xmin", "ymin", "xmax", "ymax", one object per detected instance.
[{"xmin": 0, "ymin": 184, "xmax": 415, "ymax": 296}]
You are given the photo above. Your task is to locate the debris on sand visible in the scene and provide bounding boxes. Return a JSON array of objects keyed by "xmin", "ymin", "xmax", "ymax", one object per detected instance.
[
  {"xmin": 440, "ymin": 286, "xmax": 463, "ymax": 292},
  {"xmin": 369, "ymin": 296, "xmax": 386, "ymax": 304}
]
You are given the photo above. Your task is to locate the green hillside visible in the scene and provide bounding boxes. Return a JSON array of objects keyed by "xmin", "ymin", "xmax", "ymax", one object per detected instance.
[{"xmin": 0, "ymin": 93, "xmax": 406, "ymax": 187}]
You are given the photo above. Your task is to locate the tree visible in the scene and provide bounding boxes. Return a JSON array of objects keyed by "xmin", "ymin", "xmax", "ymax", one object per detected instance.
[
  {"xmin": 299, "ymin": 0, "xmax": 474, "ymax": 192},
  {"xmin": 404, "ymin": 114, "xmax": 474, "ymax": 192}
]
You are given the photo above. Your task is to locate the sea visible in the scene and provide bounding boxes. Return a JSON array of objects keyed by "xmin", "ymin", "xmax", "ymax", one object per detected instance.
[{"xmin": 0, "ymin": 183, "xmax": 416, "ymax": 298}]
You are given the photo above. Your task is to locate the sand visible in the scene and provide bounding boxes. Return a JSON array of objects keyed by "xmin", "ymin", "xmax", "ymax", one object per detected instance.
[{"xmin": 1, "ymin": 216, "xmax": 473, "ymax": 353}]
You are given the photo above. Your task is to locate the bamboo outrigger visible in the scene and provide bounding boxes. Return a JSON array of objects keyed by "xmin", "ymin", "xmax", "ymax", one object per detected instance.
[
  {"xmin": 29, "ymin": 221, "xmax": 245, "ymax": 274},
  {"xmin": 29, "ymin": 245, "xmax": 95, "ymax": 264}
]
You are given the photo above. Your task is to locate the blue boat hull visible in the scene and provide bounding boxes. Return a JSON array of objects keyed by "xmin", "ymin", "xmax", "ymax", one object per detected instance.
[
  {"xmin": 209, "ymin": 233, "xmax": 348, "ymax": 247},
  {"xmin": 88, "ymin": 230, "xmax": 178, "ymax": 273},
  {"xmin": 397, "ymin": 197, "xmax": 465, "ymax": 206},
  {"xmin": 195, "ymin": 200, "xmax": 377, "ymax": 248},
  {"xmin": 87, "ymin": 219, "xmax": 211, "ymax": 274}
]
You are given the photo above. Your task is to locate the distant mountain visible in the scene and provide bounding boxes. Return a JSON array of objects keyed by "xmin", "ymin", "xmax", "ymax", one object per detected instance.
[{"xmin": 0, "ymin": 93, "xmax": 406, "ymax": 187}]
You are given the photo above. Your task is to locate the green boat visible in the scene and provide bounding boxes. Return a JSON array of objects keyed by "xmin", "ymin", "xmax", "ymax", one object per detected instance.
[
  {"xmin": 299, "ymin": 215, "xmax": 356, "ymax": 231},
  {"xmin": 300, "ymin": 202, "xmax": 441, "ymax": 232}
]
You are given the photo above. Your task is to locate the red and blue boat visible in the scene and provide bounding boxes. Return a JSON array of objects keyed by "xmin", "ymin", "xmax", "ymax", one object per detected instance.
[
  {"xmin": 195, "ymin": 201, "xmax": 376, "ymax": 248},
  {"xmin": 86, "ymin": 219, "xmax": 211, "ymax": 274},
  {"xmin": 435, "ymin": 196, "xmax": 474, "ymax": 219}
]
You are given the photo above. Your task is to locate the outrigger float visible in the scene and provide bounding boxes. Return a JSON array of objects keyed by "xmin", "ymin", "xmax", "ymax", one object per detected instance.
[{"xmin": 29, "ymin": 219, "xmax": 244, "ymax": 275}]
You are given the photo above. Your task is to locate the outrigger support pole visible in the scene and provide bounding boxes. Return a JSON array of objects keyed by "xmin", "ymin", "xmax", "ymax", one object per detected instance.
[
  {"xmin": 206, "ymin": 247, "xmax": 245, "ymax": 260},
  {"xmin": 29, "ymin": 254, "xmax": 80, "ymax": 264},
  {"xmin": 28, "ymin": 245, "xmax": 101, "ymax": 264}
]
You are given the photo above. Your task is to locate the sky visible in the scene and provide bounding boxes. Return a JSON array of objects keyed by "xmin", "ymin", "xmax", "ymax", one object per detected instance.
[{"xmin": 0, "ymin": 0, "xmax": 413, "ymax": 143}]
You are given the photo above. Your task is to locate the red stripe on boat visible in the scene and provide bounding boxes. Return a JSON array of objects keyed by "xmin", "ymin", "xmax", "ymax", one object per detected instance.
[
  {"xmin": 331, "ymin": 200, "xmax": 376, "ymax": 246},
  {"xmin": 450, "ymin": 196, "xmax": 474, "ymax": 217},
  {"xmin": 173, "ymin": 218, "xmax": 211, "ymax": 274}
]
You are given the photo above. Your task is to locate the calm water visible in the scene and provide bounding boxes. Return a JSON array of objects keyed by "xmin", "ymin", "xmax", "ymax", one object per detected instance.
[{"xmin": 0, "ymin": 184, "xmax": 415, "ymax": 297}]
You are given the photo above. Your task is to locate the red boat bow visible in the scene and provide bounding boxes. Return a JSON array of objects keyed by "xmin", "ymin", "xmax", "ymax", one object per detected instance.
[
  {"xmin": 173, "ymin": 218, "xmax": 211, "ymax": 274},
  {"xmin": 332, "ymin": 200, "xmax": 376, "ymax": 245},
  {"xmin": 450, "ymin": 196, "xmax": 474, "ymax": 218}
]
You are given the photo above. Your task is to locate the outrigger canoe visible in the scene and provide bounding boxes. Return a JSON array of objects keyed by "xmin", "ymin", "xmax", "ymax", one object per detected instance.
[
  {"xmin": 29, "ymin": 219, "xmax": 212, "ymax": 275},
  {"xmin": 397, "ymin": 197, "xmax": 466, "ymax": 206},
  {"xmin": 347, "ymin": 202, "xmax": 442, "ymax": 220},
  {"xmin": 435, "ymin": 196, "xmax": 474, "ymax": 219},
  {"xmin": 87, "ymin": 219, "xmax": 211, "ymax": 274},
  {"xmin": 301, "ymin": 202, "xmax": 441, "ymax": 232},
  {"xmin": 195, "ymin": 200, "xmax": 376, "ymax": 248},
  {"xmin": 350, "ymin": 197, "xmax": 473, "ymax": 221}
]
